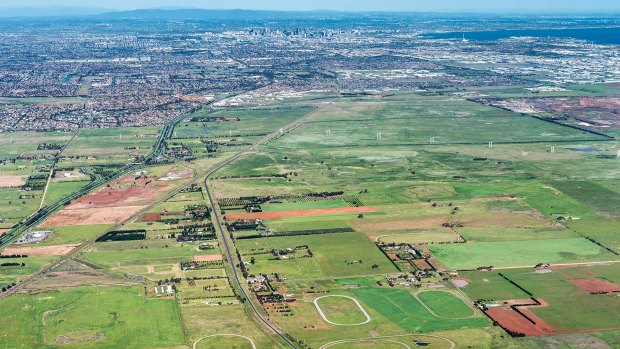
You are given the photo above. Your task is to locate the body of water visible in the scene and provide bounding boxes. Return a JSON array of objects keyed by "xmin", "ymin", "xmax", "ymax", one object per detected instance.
[{"xmin": 423, "ymin": 27, "xmax": 620, "ymax": 45}]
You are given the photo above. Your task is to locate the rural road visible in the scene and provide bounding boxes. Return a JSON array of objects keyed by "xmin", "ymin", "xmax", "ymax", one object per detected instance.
[
  {"xmin": 39, "ymin": 124, "xmax": 82, "ymax": 209},
  {"xmin": 203, "ymin": 99, "xmax": 338, "ymax": 349}
]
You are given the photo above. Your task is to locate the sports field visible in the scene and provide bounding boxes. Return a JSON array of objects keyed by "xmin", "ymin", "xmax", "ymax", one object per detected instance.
[{"xmin": 353, "ymin": 287, "xmax": 489, "ymax": 332}]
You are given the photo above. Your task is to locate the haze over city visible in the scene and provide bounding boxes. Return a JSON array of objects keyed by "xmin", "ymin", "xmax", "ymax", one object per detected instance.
[{"xmin": 2, "ymin": 0, "xmax": 620, "ymax": 13}]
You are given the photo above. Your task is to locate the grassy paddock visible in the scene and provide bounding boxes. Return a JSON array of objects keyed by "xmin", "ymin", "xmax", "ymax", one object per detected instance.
[{"xmin": 0, "ymin": 286, "xmax": 185, "ymax": 349}]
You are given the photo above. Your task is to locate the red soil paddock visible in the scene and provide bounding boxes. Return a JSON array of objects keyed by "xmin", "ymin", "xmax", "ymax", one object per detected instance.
[
  {"xmin": 42, "ymin": 205, "xmax": 146, "ymax": 227},
  {"xmin": 67, "ymin": 176, "xmax": 175, "ymax": 209},
  {"xmin": 41, "ymin": 173, "xmax": 179, "ymax": 227},
  {"xmin": 569, "ymin": 279, "xmax": 620, "ymax": 293},
  {"xmin": 225, "ymin": 206, "xmax": 378, "ymax": 220},
  {"xmin": 193, "ymin": 255, "xmax": 223, "ymax": 262},
  {"xmin": 486, "ymin": 299, "xmax": 556, "ymax": 336},
  {"xmin": 139, "ymin": 212, "xmax": 184, "ymax": 222}
]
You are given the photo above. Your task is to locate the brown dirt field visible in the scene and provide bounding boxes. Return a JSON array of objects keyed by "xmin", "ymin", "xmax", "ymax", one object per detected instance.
[
  {"xmin": 193, "ymin": 255, "xmax": 223, "ymax": 262},
  {"xmin": 66, "ymin": 176, "xmax": 175, "ymax": 209},
  {"xmin": 0, "ymin": 229, "xmax": 8, "ymax": 236},
  {"xmin": 2, "ymin": 244, "xmax": 79, "ymax": 256},
  {"xmin": 417, "ymin": 245, "xmax": 432, "ymax": 255},
  {"xmin": 139, "ymin": 213, "xmax": 163, "ymax": 222},
  {"xmin": 138, "ymin": 211, "xmax": 184, "ymax": 222},
  {"xmin": 486, "ymin": 306, "xmax": 556, "ymax": 336},
  {"xmin": 451, "ymin": 278, "xmax": 470, "ymax": 288},
  {"xmin": 580, "ymin": 97, "xmax": 620, "ymax": 108},
  {"xmin": 158, "ymin": 170, "xmax": 193, "ymax": 181},
  {"xmin": 569, "ymin": 279, "xmax": 620, "ymax": 293},
  {"xmin": 352, "ymin": 216, "xmax": 445, "ymax": 232},
  {"xmin": 41, "ymin": 205, "xmax": 146, "ymax": 226},
  {"xmin": 0, "ymin": 175, "xmax": 25, "ymax": 188},
  {"xmin": 225, "ymin": 207, "xmax": 378, "ymax": 220},
  {"xmin": 413, "ymin": 259, "xmax": 433, "ymax": 270},
  {"xmin": 386, "ymin": 252, "xmax": 399, "ymax": 261}
]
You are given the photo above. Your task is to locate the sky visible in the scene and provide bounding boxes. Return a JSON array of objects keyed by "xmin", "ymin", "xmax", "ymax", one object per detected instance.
[{"xmin": 1, "ymin": 0, "xmax": 620, "ymax": 13}]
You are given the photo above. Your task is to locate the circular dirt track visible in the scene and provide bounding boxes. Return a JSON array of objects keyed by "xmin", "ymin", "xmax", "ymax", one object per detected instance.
[
  {"xmin": 313, "ymin": 295, "xmax": 372, "ymax": 326},
  {"xmin": 192, "ymin": 334, "xmax": 256, "ymax": 349},
  {"xmin": 319, "ymin": 334, "xmax": 455, "ymax": 349}
]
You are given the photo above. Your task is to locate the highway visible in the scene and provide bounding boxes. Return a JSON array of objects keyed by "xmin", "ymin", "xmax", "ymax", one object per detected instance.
[{"xmin": 202, "ymin": 99, "xmax": 338, "ymax": 349}]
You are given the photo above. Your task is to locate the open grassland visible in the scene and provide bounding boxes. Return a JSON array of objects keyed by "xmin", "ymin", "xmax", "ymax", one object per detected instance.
[
  {"xmin": 459, "ymin": 271, "xmax": 532, "ymax": 301},
  {"xmin": 271, "ymin": 95, "xmax": 606, "ymax": 149},
  {"xmin": 551, "ymin": 180, "xmax": 620, "ymax": 217},
  {"xmin": 64, "ymin": 126, "xmax": 160, "ymax": 157},
  {"xmin": 43, "ymin": 180, "xmax": 90, "ymax": 206},
  {"xmin": 261, "ymin": 199, "xmax": 348, "ymax": 212},
  {"xmin": 429, "ymin": 237, "xmax": 613, "ymax": 270},
  {"xmin": 0, "ymin": 286, "xmax": 185, "ymax": 349},
  {"xmin": 567, "ymin": 219, "xmax": 620, "ymax": 252},
  {"xmin": 79, "ymin": 240, "xmax": 205, "ymax": 269},
  {"xmin": 180, "ymin": 304, "xmax": 280, "ymax": 349},
  {"xmin": 0, "ymin": 255, "xmax": 59, "ymax": 280},
  {"xmin": 236, "ymin": 232, "xmax": 397, "ymax": 279},
  {"xmin": 0, "ymin": 187, "xmax": 42, "ymax": 227},
  {"xmin": 0, "ymin": 131, "xmax": 72, "ymax": 158},
  {"xmin": 455, "ymin": 227, "xmax": 578, "ymax": 242},
  {"xmin": 34, "ymin": 224, "xmax": 111, "ymax": 246}
]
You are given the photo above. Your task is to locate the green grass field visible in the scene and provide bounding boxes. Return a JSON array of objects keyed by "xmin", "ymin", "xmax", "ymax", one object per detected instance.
[
  {"xmin": 428, "ymin": 237, "xmax": 613, "ymax": 270},
  {"xmin": 43, "ymin": 180, "xmax": 91, "ymax": 206},
  {"xmin": 417, "ymin": 291, "xmax": 475, "ymax": 318},
  {"xmin": 80, "ymin": 240, "xmax": 204, "ymax": 268},
  {"xmin": 459, "ymin": 271, "xmax": 531, "ymax": 301},
  {"xmin": 0, "ymin": 286, "xmax": 185, "ymax": 349},
  {"xmin": 315, "ymin": 296, "xmax": 369, "ymax": 324},
  {"xmin": 261, "ymin": 199, "xmax": 348, "ymax": 212},
  {"xmin": 235, "ymin": 232, "xmax": 397, "ymax": 279},
  {"xmin": 353, "ymin": 287, "xmax": 489, "ymax": 332}
]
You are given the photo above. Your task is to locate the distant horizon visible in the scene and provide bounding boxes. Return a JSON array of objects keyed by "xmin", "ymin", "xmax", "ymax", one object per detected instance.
[
  {"xmin": 1, "ymin": 6, "xmax": 620, "ymax": 17},
  {"xmin": 1, "ymin": 0, "xmax": 620, "ymax": 15}
]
